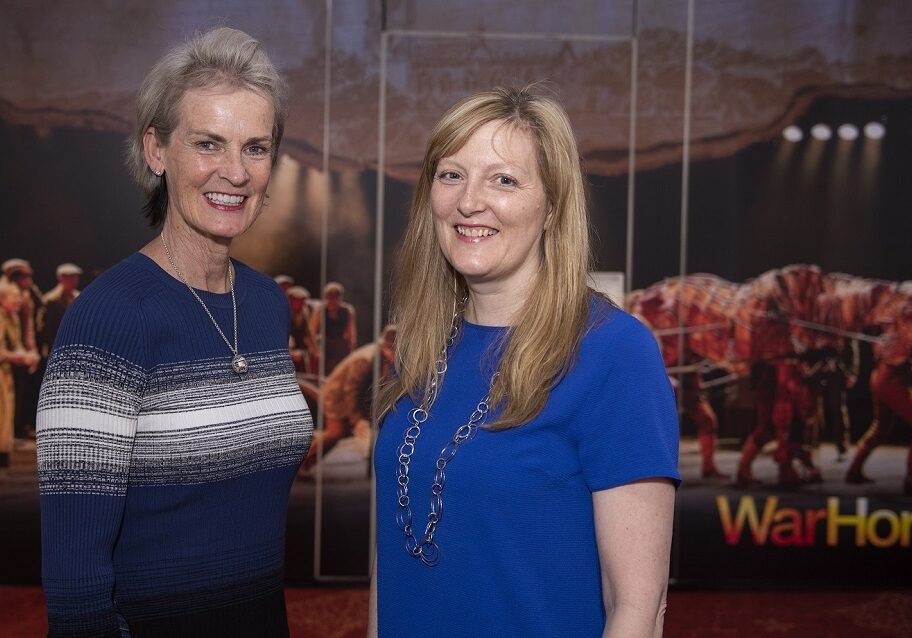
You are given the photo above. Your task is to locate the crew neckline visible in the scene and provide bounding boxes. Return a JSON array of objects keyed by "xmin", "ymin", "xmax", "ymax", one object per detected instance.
[
  {"xmin": 462, "ymin": 318, "xmax": 510, "ymax": 333},
  {"xmin": 129, "ymin": 252, "xmax": 248, "ymax": 308}
]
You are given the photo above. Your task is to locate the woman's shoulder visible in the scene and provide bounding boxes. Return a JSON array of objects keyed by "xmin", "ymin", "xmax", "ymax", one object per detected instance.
[
  {"xmin": 52, "ymin": 254, "xmax": 161, "ymax": 361},
  {"xmin": 575, "ymin": 296, "xmax": 667, "ymax": 380},
  {"xmin": 69, "ymin": 254, "xmax": 161, "ymax": 315},
  {"xmin": 584, "ymin": 296, "xmax": 656, "ymax": 350},
  {"xmin": 232, "ymin": 259, "xmax": 285, "ymax": 305}
]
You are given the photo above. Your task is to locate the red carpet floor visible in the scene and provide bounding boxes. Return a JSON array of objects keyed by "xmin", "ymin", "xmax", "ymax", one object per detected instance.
[{"xmin": 2, "ymin": 587, "xmax": 911, "ymax": 637}]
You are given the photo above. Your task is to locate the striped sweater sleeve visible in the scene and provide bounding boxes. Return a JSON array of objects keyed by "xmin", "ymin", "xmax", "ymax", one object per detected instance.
[{"xmin": 36, "ymin": 279, "xmax": 149, "ymax": 637}]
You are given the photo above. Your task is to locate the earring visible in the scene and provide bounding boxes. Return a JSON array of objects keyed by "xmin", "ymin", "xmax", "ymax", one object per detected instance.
[{"xmin": 152, "ymin": 167, "xmax": 162, "ymax": 176}]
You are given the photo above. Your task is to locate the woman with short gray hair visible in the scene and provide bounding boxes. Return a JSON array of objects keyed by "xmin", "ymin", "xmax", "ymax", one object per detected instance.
[{"xmin": 37, "ymin": 27, "xmax": 311, "ymax": 637}]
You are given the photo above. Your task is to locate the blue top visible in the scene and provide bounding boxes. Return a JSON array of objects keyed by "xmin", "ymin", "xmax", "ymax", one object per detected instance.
[
  {"xmin": 37, "ymin": 253, "xmax": 312, "ymax": 637},
  {"xmin": 375, "ymin": 301, "xmax": 680, "ymax": 637}
]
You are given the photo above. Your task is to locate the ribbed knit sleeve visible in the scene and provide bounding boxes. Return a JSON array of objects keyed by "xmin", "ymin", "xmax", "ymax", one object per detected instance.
[{"xmin": 37, "ymin": 266, "xmax": 149, "ymax": 638}]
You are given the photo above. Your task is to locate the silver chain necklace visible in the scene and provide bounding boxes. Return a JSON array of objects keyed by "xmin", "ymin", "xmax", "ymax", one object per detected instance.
[
  {"xmin": 159, "ymin": 233, "xmax": 248, "ymax": 375},
  {"xmin": 395, "ymin": 299, "xmax": 497, "ymax": 566}
]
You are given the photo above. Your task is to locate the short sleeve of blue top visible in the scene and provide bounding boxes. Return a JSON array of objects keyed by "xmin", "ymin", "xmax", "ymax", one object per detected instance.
[{"xmin": 374, "ymin": 301, "xmax": 681, "ymax": 638}]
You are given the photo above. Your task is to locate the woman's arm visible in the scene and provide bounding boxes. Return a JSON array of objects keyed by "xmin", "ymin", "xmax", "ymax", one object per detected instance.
[
  {"xmin": 37, "ymin": 292, "xmax": 146, "ymax": 637},
  {"xmin": 309, "ymin": 304, "xmax": 322, "ymax": 343},
  {"xmin": 367, "ymin": 553, "xmax": 378, "ymax": 637},
  {"xmin": 594, "ymin": 478, "xmax": 676, "ymax": 638},
  {"xmin": 304, "ymin": 313, "xmax": 318, "ymax": 354},
  {"xmin": 0, "ymin": 323, "xmax": 39, "ymax": 367},
  {"xmin": 346, "ymin": 304, "xmax": 358, "ymax": 350},
  {"xmin": 0, "ymin": 319, "xmax": 22, "ymax": 364}
]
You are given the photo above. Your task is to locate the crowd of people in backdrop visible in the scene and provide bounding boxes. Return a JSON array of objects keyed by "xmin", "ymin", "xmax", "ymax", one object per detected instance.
[
  {"xmin": 3, "ymin": 254, "xmax": 909, "ymax": 488},
  {"xmin": 271, "ymin": 274, "xmax": 394, "ymax": 471},
  {"xmin": 273, "ymin": 276, "xmax": 357, "ymax": 376},
  {"xmin": 0, "ymin": 259, "xmax": 82, "ymax": 472},
  {"xmin": 0, "ymin": 257, "xmax": 387, "ymax": 478}
]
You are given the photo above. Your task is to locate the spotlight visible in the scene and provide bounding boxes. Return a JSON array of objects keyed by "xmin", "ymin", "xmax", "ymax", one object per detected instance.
[
  {"xmin": 810, "ymin": 124, "xmax": 832, "ymax": 141},
  {"xmin": 864, "ymin": 122, "xmax": 886, "ymax": 140},
  {"xmin": 837, "ymin": 124, "xmax": 859, "ymax": 141},
  {"xmin": 782, "ymin": 126, "xmax": 803, "ymax": 142}
]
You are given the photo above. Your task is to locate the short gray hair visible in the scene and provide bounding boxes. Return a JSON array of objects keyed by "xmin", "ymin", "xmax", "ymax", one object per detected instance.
[{"xmin": 126, "ymin": 27, "xmax": 289, "ymax": 226}]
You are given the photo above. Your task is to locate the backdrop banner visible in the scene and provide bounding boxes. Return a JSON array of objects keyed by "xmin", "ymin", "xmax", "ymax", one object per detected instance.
[{"xmin": 1, "ymin": 0, "xmax": 910, "ymax": 588}]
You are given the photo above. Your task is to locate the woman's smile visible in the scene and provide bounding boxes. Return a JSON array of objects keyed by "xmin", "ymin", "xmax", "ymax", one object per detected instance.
[
  {"xmin": 454, "ymin": 224, "xmax": 499, "ymax": 241},
  {"xmin": 204, "ymin": 191, "xmax": 247, "ymax": 210}
]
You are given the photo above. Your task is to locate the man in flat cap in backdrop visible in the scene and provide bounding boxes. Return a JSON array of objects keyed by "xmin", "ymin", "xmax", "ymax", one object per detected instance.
[
  {"xmin": 1, "ymin": 259, "xmax": 42, "ymax": 441},
  {"xmin": 38, "ymin": 263, "xmax": 83, "ymax": 359}
]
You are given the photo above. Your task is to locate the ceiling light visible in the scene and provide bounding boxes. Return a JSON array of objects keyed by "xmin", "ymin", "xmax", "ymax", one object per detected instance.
[
  {"xmin": 782, "ymin": 126, "xmax": 803, "ymax": 142},
  {"xmin": 810, "ymin": 124, "xmax": 832, "ymax": 141},
  {"xmin": 837, "ymin": 124, "xmax": 859, "ymax": 141},
  {"xmin": 863, "ymin": 122, "xmax": 886, "ymax": 140}
]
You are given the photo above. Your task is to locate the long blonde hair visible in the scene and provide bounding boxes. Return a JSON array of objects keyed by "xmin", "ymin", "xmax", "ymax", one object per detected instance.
[{"xmin": 379, "ymin": 86, "xmax": 597, "ymax": 430}]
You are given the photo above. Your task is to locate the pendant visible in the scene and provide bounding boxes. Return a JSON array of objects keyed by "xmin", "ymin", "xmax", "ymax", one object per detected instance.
[{"xmin": 231, "ymin": 354, "xmax": 249, "ymax": 375}]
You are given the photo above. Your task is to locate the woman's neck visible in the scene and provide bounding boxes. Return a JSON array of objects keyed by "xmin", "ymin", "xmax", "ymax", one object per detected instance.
[
  {"xmin": 465, "ymin": 279, "xmax": 532, "ymax": 327},
  {"xmin": 141, "ymin": 218, "xmax": 232, "ymax": 293}
]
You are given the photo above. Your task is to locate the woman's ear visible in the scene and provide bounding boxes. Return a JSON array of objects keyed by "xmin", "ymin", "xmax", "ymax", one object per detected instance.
[{"xmin": 143, "ymin": 127, "xmax": 165, "ymax": 175}]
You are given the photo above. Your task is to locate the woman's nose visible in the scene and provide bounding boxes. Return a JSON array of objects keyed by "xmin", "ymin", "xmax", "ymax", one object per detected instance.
[
  {"xmin": 456, "ymin": 179, "xmax": 485, "ymax": 216},
  {"xmin": 220, "ymin": 150, "xmax": 250, "ymax": 185}
]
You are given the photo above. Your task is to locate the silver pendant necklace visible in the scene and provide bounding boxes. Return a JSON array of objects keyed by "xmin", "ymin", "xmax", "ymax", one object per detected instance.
[
  {"xmin": 160, "ymin": 233, "xmax": 248, "ymax": 374},
  {"xmin": 395, "ymin": 299, "xmax": 497, "ymax": 566}
]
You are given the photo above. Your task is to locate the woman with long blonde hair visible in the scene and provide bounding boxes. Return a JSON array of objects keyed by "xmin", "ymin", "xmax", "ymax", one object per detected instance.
[{"xmin": 370, "ymin": 86, "xmax": 680, "ymax": 637}]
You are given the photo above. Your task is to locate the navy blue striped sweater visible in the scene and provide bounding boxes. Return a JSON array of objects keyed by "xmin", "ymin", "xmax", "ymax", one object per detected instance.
[{"xmin": 37, "ymin": 253, "xmax": 312, "ymax": 637}]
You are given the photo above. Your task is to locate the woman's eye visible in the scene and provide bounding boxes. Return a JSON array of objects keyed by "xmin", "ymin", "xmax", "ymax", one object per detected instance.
[
  {"xmin": 247, "ymin": 144, "xmax": 271, "ymax": 156},
  {"xmin": 437, "ymin": 170, "xmax": 461, "ymax": 181},
  {"xmin": 496, "ymin": 175, "xmax": 517, "ymax": 186}
]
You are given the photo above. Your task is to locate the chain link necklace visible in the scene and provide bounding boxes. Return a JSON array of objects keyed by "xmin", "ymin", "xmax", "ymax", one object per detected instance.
[
  {"xmin": 395, "ymin": 298, "xmax": 497, "ymax": 566},
  {"xmin": 160, "ymin": 233, "xmax": 248, "ymax": 374}
]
